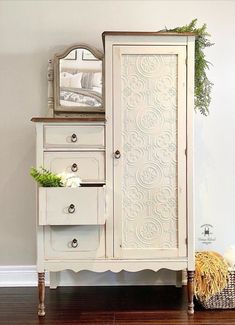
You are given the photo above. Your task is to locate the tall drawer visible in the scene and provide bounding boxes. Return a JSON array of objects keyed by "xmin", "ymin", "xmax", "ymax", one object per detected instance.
[
  {"xmin": 39, "ymin": 187, "xmax": 106, "ymax": 225},
  {"xmin": 44, "ymin": 151, "xmax": 105, "ymax": 183},
  {"xmin": 44, "ymin": 125, "xmax": 104, "ymax": 149},
  {"xmin": 44, "ymin": 226, "xmax": 105, "ymax": 259}
]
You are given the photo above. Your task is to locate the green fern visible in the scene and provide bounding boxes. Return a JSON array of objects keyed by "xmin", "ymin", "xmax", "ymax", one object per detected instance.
[
  {"xmin": 30, "ymin": 167, "xmax": 63, "ymax": 187},
  {"xmin": 165, "ymin": 19, "xmax": 214, "ymax": 116}
]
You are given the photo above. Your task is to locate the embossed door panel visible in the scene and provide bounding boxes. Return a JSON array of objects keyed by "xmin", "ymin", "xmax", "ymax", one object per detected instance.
[{"xmin": 113, "ymin": 46, "xmax": 187, "ymax": 259}]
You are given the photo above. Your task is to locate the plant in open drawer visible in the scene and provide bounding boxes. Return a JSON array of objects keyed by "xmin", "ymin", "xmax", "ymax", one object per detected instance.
[{"xmin": 30, "ymin": 167, "xmax": 81, "ymax": 187}]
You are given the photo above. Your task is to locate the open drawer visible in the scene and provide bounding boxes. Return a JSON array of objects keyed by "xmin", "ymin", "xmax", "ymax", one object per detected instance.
[{"xmin": 38, "ymin": 186, "xmax": 106, "ymax": 225}]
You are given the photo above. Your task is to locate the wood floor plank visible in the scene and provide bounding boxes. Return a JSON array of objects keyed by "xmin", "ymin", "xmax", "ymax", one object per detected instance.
[{"xmin": 0, "ymin": 286, "xmax": 234, "ymax": 325}]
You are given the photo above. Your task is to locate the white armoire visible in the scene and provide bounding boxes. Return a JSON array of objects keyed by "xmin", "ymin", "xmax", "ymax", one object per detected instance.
[
  {"xmin": 104, "ymin": 32, "xmax": 195, "ymax": 314},
  {"xmin": 33, "ymin": 32, "xmax": 195, "ymax": 316}
]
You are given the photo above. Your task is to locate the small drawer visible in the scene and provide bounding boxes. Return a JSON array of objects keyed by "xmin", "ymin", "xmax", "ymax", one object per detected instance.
[
  {"xmin": 44, "ymin": 225, "xmax": 105, "ymax": 259},
  {"xmin": 44, "ymin": 125, "xmax": 104, "ymax": 149},
  {"xmin": 44, "ymin": 151, "xmax": 105, "ymax": 183},
  {"xmin": 38, "ymin": 187, "xmax": 106, "ymax": 225}
]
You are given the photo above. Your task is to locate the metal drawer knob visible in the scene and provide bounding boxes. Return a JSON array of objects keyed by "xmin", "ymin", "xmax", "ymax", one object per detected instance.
[
  {"xmin": 71, "ymin": 163, "xmax": 78, "ymax": 172},
  {"xmin": 68, "ymin": 204, "xmax": 75, "ymax": 214},
  {"xmin": 71, "ymin": 238, "xmax": 78, "ymax": 248},
  {"xmin": 71, "ymin": 133, "xmax": 77, "ymax": 143},
  {"xmin": 114, "ymin": 150, "xmax": 121, "ymax": 159}
]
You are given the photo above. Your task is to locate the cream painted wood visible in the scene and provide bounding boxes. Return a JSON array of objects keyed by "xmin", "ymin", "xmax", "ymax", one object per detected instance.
[
  {"xmin": 104, "ymin": 34, "xmax": 195, "ymax": 274},
  {"xmin": 35, "ymin": 121, "xmax": 107, "ymax": 271},
  {"xmin": 104, "ymin": 35, "xmax": 189, "ymax": 47},
  {"xmin": 44, "ymin": 151, "xmax": 105, "ymax": 183},
  {"xmin": 186, "ymin": 36, "xmax": 195, "ymax": 271},
  {"xmin": 35, "ymin": 123, "xmax": 45, "ymax": 272},
  {"xmin": 38, "ymin": 187, "xmax": 106, "ymax": 225},
  {"xmin": 53, "ymin": 44, "xmax": 104, "ymax": 114},
  {"xmin": 112, "ymin": 45, "xmax": 187, "ymax": 259},
  {"xmin": 103, "ymin": 38, "xmax": 114, "ymax": 259},
  {"xmin": 47, "ymin": 59, "xmax": 54, "ymax": 117},
  {"xmin": 44, "ymin": 124, "xmax": 104, "ymax": 149},
  {"xmin": 34, "ymin": 35, "xmax": 194, "ymax": 291},
  {"xmin": 44, "ymin": 226, "xmax": 105, "ymax": 259},
  {"xmin": 43, "ymin": 259, "xmax": 188, "ymax": 273},
  {"xmin": 49, "ymin": 272, "xmax": 59, "ymax": 289}
]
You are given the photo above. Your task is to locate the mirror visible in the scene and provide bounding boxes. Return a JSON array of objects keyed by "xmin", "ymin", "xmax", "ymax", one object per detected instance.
[{"xmin": 52, "ymin": 45, "xmax": 104, "ymax": 114}]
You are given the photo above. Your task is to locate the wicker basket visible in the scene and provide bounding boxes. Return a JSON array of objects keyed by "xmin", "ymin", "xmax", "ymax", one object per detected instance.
[{"xmin": 198, "ymin": 270, "xmax": 235, "ymax": 309}]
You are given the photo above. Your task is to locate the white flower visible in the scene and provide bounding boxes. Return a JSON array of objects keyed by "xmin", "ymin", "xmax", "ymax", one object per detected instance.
[
  {"xmin": 57, "ymin": 172, "xmax": 68, "ymax": 186},
  {"xmin": 57, "ymin": 172, "xmax": 81, "ymax": 187},
  {"xmin": 66, "ymin": 176, "xmax": 82, "ymax": 188}
]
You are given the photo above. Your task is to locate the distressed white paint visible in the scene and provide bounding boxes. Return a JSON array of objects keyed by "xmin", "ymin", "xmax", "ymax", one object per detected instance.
[
  {"xmin": 112, "ymin": 45, "xmax": 187, "ymax": 259},
  {"xmin": 44, "ymin": 151, "xmax": 105, "ymax": 182},
  {"xmin": 39, "ymin": 187, "xmax": 106, "ymax": 225},
  {"xmin": 44, "ymin": 125, "xmax": 105, "ymax": 149},
  {"xmin": 105, "ymin": 35, "xmax": 194, "ymax": 275},
  {"xmin": 0, "ymin": 265, "xmax": 179, "ymax": 287},
  {"xmin": 0, "ymin": 1, "xmax": 235, "ymax": 286}
]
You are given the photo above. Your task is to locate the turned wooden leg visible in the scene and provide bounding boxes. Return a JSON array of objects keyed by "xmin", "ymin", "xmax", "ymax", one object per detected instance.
[
  {"xmin": 38, "ymin": 272, "xmax": 45, "ymax": 317},
  {"xmin": 187, "ymin": 270, "xmax": 195, "ymax": 315}
]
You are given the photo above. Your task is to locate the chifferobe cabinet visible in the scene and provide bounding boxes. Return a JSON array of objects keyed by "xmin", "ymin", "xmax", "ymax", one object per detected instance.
[{"xmin": 32, "ymin": 32, "xmax": 195, "ymax": 316}]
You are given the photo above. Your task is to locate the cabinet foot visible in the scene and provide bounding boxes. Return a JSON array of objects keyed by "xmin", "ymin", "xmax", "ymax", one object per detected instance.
[
  {"xmin": 50, "ymin": 271, "xmax": 59, "ymax": 289},
  {"xmin": 176, "ymin": 270, "xmax": 182, "ymax": 288},
  {"xmin": 187, "ymin": 270, "xmax": 195, "ymax": 315},
  {"xmin": 38, "ymin": 272, "xmax": 45, "ymax": 317}
]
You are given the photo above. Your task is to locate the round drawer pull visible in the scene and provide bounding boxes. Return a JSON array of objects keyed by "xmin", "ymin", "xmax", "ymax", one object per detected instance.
[
  {"xmin": 71, "ymin": 163, "xmax": 78, "ymax": 172},
  {"xmin": 68, "ymin": 204, "xmax": 75, "ymax": 214},
  {"xmin": 71, "ymin": 238, "xmax": 78, "ymax": 248},
  {"xmin": 71, "ymin": 133, "xmax": 77, "ymax": 143},
  {"xmin": 114, "ymin": 150, "xmax": 121, "ymax": 159}
]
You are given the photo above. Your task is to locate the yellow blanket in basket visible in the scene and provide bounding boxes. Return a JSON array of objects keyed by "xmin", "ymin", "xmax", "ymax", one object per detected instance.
[{"xmin": 195, "ymin": 251, "xmax": 229, "ymax": 301}]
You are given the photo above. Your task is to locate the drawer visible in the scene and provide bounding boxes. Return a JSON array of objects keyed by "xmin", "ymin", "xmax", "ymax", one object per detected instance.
[
  {"xmin": 44, "ymin": 151, "xmax": 105, "ymax": 183},
  {"xmin": 44, "ymin": 125, "xmax": 104, "ymax": 149},
  {"xmin": 39, "ymin": 187, "xmax": 106, "ymax": 225},
  {"xmin": 44, "ymin": 225, "xmax": 105, "ymax": 259}
]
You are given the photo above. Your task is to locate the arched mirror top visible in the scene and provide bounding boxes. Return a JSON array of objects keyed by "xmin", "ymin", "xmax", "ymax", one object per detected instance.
[
  {"xmin": 55, "ymin": 44, "xmax": 103, "ymax": 61},
  {"xmin": 52, "ymin": 44, "xmax": 104, "ymax": 115}
]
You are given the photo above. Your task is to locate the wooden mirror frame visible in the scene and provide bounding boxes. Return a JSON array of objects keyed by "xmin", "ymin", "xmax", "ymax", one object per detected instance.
[{"xmin": 47, "ymin": 44, "xmax": 104, "ymax": 116}]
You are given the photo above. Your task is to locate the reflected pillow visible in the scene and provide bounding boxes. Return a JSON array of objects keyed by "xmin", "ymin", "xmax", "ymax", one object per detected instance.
[
  {"xmin": 70, "ymin": 73, "xmax": 82, "ymax": 89},
  {"xmin": 93, "ymin": 72, "xmax": 102, "ymax": 87},
  {"xmin": 81, "ymin": 72, "xmax": 94, "ymax": 89},
  {"xmin": 60, "ymin": 72, "xmax": 82, "ymax": 88},
  {"xmin": 60, "ymin": 72, "xmax": 72, "ymax": 88}
]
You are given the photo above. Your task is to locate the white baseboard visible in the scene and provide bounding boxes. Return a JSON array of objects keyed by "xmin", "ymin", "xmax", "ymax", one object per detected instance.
[
  {"xmin": 0, "ymin": 266, "xmax": 49, "ymax": 287},
  {"xmin": 0, "ymin": 266, "xmax": 184, "ymax": 287}
]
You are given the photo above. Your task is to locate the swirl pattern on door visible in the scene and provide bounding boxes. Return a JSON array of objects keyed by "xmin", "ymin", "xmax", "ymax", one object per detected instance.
[{"xmin": 121, "ymin": 54, "xmax": 178, "ymax": 249}]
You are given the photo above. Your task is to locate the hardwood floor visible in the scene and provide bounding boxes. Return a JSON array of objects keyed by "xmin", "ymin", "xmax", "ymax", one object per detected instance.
[{"xmin": 0, "ymin": 286, "xmax": 234, "ymax": 324}]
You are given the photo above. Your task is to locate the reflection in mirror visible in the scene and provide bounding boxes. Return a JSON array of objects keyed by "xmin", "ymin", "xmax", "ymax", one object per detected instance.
[{"xmin": 59, "ymin": 48, "xmax": 102, "ymax": 109}]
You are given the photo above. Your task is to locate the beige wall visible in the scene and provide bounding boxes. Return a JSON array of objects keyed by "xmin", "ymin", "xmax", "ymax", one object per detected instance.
[{"xmin": 0, "ymin": 0, "xmax": 235, "ymax": 273}]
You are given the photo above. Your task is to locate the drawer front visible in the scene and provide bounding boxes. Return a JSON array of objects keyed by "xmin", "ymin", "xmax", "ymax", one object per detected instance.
[
  {"xmin": 44, "ymin": 151, "xmax": 105, "ymax": 183},
  {"xmin": 44, "ymin": 226, "xmax": 105, "ymax": 259},
  {"xmin": 39, "ymin": 187, "xmax": 106, "ymax": 225},
  {"xmin": 44, "ymin": 125, "xmax": 104, "ymax": 148}
]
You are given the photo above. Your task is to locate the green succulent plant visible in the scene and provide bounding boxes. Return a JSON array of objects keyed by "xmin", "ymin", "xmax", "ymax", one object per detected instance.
[{"xmin": 165, "ymin": 19, "xmax": 214, "ymax": 116}]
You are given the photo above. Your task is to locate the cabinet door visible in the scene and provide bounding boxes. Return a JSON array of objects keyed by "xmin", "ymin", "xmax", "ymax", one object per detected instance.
[{"xmin": 113, "ymin": 46, "xmax": 187, "ymax": 259}]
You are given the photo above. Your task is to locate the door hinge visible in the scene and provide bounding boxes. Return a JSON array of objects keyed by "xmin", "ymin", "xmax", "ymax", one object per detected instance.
[
  {"xmin": 185, "ymin": 148, "xmax": 187, "ymax": 156},
  {"xmin": 185, "ymin": 238, "xmax": 188, "ymax": 245}
]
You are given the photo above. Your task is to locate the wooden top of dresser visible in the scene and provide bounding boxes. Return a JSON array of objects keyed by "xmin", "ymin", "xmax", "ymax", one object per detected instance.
[
  {"xmin": 31, "ymin": 117, "xmax": 106, "ymax": 123},
  {"xmin": 102, "ymin": 31, "xmax": 196, "ymax": 37},
  {"xmin": 102, "ymin": 31, "xmax": 196, "ymax": 43}
]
